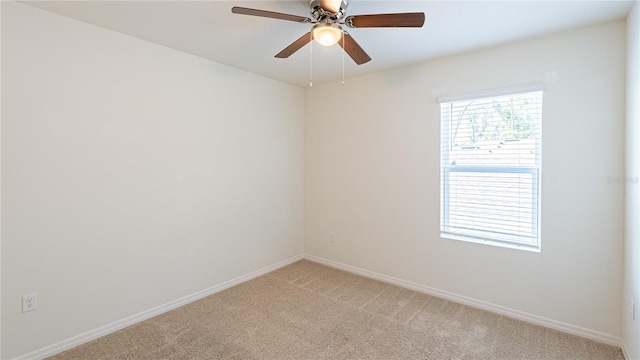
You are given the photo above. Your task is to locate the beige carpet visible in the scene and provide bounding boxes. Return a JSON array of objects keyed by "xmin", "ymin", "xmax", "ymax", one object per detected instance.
[{"xmin": 48, "ymin": 260, "xmax": 624, "ymax": 360}]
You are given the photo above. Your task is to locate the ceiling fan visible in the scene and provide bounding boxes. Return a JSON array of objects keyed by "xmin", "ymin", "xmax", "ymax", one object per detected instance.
[{"xmin": 231, "ymin": 0, "xmax": 425, "ymax": 65}]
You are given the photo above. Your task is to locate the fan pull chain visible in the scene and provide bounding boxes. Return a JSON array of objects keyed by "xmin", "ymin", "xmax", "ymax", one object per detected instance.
[{"xmin": 309, "ymin": 32, "xmax": 313, "ymax": 87}]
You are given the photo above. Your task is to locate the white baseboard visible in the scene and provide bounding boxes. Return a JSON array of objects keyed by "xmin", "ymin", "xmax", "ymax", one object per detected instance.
[
  {"xmin": 14, "ymin": 254, "xmax": 304, "ymax": 360},
  {"xmin": 621, "ymin": 338, "xmax": 633, "ymax": 360},
  {"xmin": 304, "ymin": 254, "xmax": 622, "ymax": 348}
]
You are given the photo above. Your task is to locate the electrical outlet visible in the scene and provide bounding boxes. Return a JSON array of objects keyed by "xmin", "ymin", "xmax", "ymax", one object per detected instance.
[
  {"xmin": 330, "ymin": 232, "xmax": 335, "ymax": 243},
  {"xmin": 22, "ymin": 293, "xmax": 37, "ymax": 313},
  {"xmin": 632, "ymin": 299, "xmax": 636, "ymax": 321}
]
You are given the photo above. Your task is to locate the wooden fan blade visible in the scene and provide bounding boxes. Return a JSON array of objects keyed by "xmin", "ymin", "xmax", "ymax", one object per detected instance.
[
  {"xmin": 338, "ymin": 33, "xmax": 371, "ymax": 65},
  {"xmin": 275, "ymin": 32, "xmax": 313, "ymax": 58},
  {"xmin": 231, "ymin": 7, "xmax": 312, "ymax": 23},
  {"xmin": 345, "ymin": 12, "xmax": 425, "ymax": 28}
]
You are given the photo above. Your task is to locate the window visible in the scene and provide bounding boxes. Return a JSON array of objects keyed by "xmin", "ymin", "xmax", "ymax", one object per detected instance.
[{"xmin": 439, "ymin": 85, "xmax": 543, "ymax": 251}]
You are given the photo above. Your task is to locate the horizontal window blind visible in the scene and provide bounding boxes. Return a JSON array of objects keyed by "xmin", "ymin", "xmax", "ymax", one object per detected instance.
[{"xmin": 440, "ymin": 89, "xmax": 542, "ymax": 249}]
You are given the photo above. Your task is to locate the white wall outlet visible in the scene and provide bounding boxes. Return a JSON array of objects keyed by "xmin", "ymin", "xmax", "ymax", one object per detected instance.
[
  {"xmin": 330, "ymin": 232, "xmax": 335, "ymax": 243},
  {"xmin": 22, "ymin": 293, "xmax": 38, "ymax": 313},
  {"xmin": 632, "ymin": 299, "xmax": 636, "ymax": 320}
]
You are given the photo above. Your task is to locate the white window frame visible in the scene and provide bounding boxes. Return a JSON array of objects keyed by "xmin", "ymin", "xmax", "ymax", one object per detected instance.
[{"xmin": 439, "ymin": 84, "xmax": 544, "ymax": 252}]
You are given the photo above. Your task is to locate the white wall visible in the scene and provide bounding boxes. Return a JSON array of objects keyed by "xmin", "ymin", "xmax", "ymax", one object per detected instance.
[
  {"xmin": 624, "ymin": 2, "xmax": 640, "ymax": 359},
  {"xmin": 0, "ymin": 1, "xmax": 3, "ymax": 357},
  {"xmin": 1, "ymin": 2, "xmax": 304, "ymax": 358},
  {"xmin": 305, "ymin": 21, "xmax": 625, "ymax": 340}
]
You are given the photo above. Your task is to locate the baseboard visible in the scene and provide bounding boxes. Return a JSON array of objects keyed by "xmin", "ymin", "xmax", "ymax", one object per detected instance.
[
  {"xmin": 14, "ymin": 254, "xmax": 304, "ymax": 360},
  {"xmin": 304, "ymin": 254, "xmax": 622, "ymax": 348},
  {"xmin": 621, "ymin": 338, "xmax": 633, "ymax": 360}
]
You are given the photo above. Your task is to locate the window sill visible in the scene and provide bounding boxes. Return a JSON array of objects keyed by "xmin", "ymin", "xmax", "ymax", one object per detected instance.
[{"xmin": 441, "ymin": 232, "xmax": 541, "ymax": 253}]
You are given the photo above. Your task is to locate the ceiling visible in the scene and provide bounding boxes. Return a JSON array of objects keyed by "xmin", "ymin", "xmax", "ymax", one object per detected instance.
[{"xmin": 21, "ymin": 0, "xmax": 636, "ymax": 88}]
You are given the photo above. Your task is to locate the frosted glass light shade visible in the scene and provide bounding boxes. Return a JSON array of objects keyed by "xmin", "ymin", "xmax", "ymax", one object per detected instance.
[{"xmin": 312, "ymin": 24, "xmax": 342, "ymax": 47}]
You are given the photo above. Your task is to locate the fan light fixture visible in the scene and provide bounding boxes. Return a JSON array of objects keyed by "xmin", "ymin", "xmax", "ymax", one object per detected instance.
[
  {"xmin": 231, "ymin": 3, "xmax": 425, "ymax": 66},
  {"xmin": 312, "ymin": 23, "xmax": 342, "ymax": 46}
]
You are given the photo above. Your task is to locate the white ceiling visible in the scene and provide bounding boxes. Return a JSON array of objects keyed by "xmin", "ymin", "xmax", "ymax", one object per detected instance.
[{"xmin": 21, "ymin": 0, "xmax": 635, "ymax": 88}]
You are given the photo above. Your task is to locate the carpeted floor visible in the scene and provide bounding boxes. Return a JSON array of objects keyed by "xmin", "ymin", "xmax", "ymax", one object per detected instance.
[{"xmin": 48, "ymin": 260, "xmax": 624, "ymax": 360}]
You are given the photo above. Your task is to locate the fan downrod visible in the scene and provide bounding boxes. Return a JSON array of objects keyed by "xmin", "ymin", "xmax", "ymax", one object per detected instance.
[{"xmin": 309, "ymin": 0, "xmax": 348, "ymax": 22}]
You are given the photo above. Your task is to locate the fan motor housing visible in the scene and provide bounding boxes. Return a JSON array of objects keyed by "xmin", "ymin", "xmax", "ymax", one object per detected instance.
[{"xmin": 310, "ymin": 0, "xmax": 348, "ymax": 22}]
